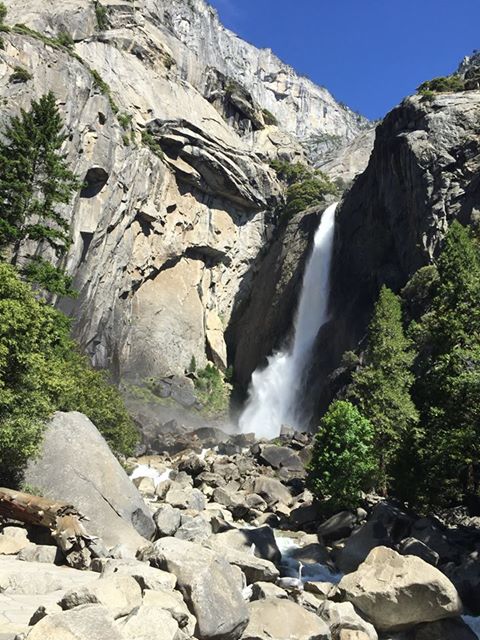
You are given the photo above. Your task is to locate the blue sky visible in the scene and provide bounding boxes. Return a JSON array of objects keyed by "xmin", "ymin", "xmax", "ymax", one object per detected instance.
[{"xmin": 208, "ymin": 0, "xmax": 479, "ymax": 120}]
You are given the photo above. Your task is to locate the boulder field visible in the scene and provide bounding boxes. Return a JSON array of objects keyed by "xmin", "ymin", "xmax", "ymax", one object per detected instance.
[{"xmin": 1, "ymin": 412, "xmax": 480, "ymax": 640}]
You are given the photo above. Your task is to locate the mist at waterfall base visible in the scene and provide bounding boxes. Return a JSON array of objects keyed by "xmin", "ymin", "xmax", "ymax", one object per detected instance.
[{"xmin": 238, "ymin": 202, "xmax": 338, "ymax": 440}]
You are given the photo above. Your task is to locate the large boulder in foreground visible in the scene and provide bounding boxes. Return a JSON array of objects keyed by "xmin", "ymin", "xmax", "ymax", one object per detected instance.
[
  {"xmin": 24, "ymin": 412, "xmax": 154, "ymax": 550},
  {"xmin": 242, "ymin": 598, "xmax": 330, "ymax": 640},
  {"xmin": 339, "ymin": 546, "xmax": 462, "ymax": 631},
  {"xmin": 140, "ymin": 537, "xmax": 248, "ymax": 640}
]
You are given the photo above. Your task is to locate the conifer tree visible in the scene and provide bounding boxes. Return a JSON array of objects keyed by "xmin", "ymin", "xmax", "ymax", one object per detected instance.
[
  {"xmin": 0, "ymin": 92, "xmax": 79, "ymax": 293},
  {"xmin": 349, "ymin": 286, "xmax": 418, "ymax": 494},
  {"xmin": 413, "ymin": 221, "xmax": 480, "ymax": 506}
]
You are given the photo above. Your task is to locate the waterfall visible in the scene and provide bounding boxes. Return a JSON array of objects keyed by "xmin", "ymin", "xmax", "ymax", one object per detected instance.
[{"xmin": 238, "ymin": 202, "xmax": 338, "ymax": 439}]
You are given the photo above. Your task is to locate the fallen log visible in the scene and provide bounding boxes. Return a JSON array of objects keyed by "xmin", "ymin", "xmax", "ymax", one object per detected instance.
[{"xmin": 0, "ymin": 487, "xmax": 96, "ymax": 569}]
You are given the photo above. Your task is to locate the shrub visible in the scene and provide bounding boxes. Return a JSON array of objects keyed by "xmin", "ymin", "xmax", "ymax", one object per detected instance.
[
  {"xmin": 90, "ymin": 69, "xmax": 118, "ymax": 113},
  {"xmin": 94, "ymin": 2, "xmax": 109, "ymax": 30},
  {"xmin": 0, "ymin": 264, "xmax": 138, "ymax": 485},
  {"xmin": 56, "ymin": 30, "xmax": 74, "ymax": 49},
  {"xmin": 194, "ymin": 364, "xmax": 231, "ymax": 416},
  {"xmin": 307, "ymin": 400, "xmax": 375, "ymax": 511},
  {"xmin": 162, "ymin": 52, "xmax": 175, "ymax": 70},
  {"xmin": 141, "ymin": 130, "xmax": 164, "ymax": 159},
  {"xmin": 270, "ymin": 160, "xmax": 311, "ymax": 186},
  {"xmin": 0, "ymin": 3, "xmax": 6, "ymax": 24},
  {"xmin": 9, "ymin": 66, "xmax": 32, "ymax": 83},
  {"xmin": 284, "ymin": 173, "xmax": 338, "ymax": 218},
  {"xmin": 262, "ymin": 108, "xmax": 278, "ymax": 126},
  {"xmin": 417, "ymin": 75, "xmax": 465, "ymax": 95},
  {"xmin": 118, "ymin": 112, "xmax": 132, "ymax": 130}
]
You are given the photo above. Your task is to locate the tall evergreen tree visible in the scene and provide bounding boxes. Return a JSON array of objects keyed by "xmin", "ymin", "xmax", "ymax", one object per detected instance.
[
  {"xmin": 0, "ymin": 92, "xmax": 79, "ymax": 293},
  {"xmin": 413, "ymin": 221, "xmax": 480, "ymax": 507},
  {"xmin": 349, "ymin": 286, "xmax": 418, "ymax": 494}
]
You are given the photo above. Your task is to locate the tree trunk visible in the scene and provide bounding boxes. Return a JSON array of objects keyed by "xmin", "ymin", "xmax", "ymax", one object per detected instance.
[{"xmin": 0, "ymin": 487, "xmax": 96, "ymax": 569}]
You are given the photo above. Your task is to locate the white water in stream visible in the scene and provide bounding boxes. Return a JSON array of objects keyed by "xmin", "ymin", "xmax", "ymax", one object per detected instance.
[{"xmin": 239, "ymin": 202, "xmax": 338, "ymax": 439}]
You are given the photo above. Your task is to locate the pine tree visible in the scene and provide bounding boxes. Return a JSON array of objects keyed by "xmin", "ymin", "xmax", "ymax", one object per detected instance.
[
  {"xmin": 413, "ymin": 221, "xmax": 480, "ymax": 507},
  {"xmin": 349, "ymin": 286, "xmax": 418, "ymax": 494},
  {"xmin": 0, "ymin": 92, "xmax": 79, "ymax": 293}
]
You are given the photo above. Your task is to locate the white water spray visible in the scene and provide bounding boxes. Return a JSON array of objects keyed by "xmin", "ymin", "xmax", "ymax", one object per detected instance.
[{"xmin": 239, "ymin": 202, "xmax": 338, "ymax": 439}]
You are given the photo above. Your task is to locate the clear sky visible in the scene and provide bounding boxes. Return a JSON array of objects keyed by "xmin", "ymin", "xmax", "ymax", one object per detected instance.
[{"xmin": 208, "ymin": 0, "xmax": 480, "ymax": 120}]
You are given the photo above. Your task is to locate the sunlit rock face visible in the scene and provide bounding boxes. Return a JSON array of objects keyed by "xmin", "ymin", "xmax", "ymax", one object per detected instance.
[{"xmin": 0, "ymin": 0, "xmax": 369, "ymax": 384}]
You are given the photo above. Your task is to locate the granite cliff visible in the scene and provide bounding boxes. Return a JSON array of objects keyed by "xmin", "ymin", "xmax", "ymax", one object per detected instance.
[{"xmin": 0, "ymin": 0, "xmax": 370, "ymax": 389}]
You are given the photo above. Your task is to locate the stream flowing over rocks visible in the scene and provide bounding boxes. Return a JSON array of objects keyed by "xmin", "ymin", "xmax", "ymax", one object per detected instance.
[{"xmin": 1, "ymin": 412, "xmax": 480, "ymax": 640}]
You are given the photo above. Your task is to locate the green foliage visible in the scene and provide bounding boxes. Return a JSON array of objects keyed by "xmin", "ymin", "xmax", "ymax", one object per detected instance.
[
  {"xmin": 262, "ymin": 108, "xmax": 278, "ymax": 126},
  {"xmin": 11, "ymin": 24, "xmax": 76, "ymax": 52},
  {"xmin": 189, "ymin": 355, "xmax": 197, "ymax": 373},
  {"xmin": 401, "ymin": 265, "xmax": 439, "ymax": 322},
  {"xmin": 0, "ymin": 264, "xmax": 138, "ymax": 485},
  {"xmin": 418, "ymin": 89, "xmax": 436, "ymax": 103},
  {"xmin": 270, "ymin": 160, "xmax": 311, "ymax": 185},
  {"xmin": 271, "ymin": 160, "xmax": 338, "ymax": 219},
  {"xmin": 56, "ymin": 30, "xmax": 74, "ymax": 49},
  {"xmin": 284, "ymin": 174, "xmax": 338, "ymax": 218},
  {"xmin": 21, "ymin": 257, "xmax": 77, "ymax": 297},
  {"xmin": 117, "ymin": 112, "xmax": 133, "ymax": 130},
  {"xmin": 141, "ymin": 130, "xmax": 164, "ymax": 159},
  {"xmin": 349, "ymin": 286, "xmax": 418, "ymax": 494},
  {"xmin": 412, "ymin": 221, "xmax": 480, "ymax": 508},
  {"xmin": 225, "ymin": 80, "xmax": 242, "ymax": 96},
  {"xmin": 417, "ymin": 75, "xmax": 465, "ymax": 95},
  {"xmin": 194, "ymin": 364, "xmax": 231, "ymax": 416},
  {"xmin": 0, "ymin": 3, "xmax": 7, "ymax": 24},
  {"xmin": 90, "ymin": 69, "xmax": 119, "ymax": 114},
  {"xmin": 0, "ymin": 92, "xmax": 79, "ymax": 293},
  {"xmin": 94, "ymin": 2, "xmax": 109, "ymax": 30},
  {"xmin": 162, "ymin": 52, "xmax": 175, "ymax": 70},
  {"xmin": 9, "ymin": 66, "xmax": 32, "ymax": 83},
  {"xmin": 307, "ymin": 401, "xmax": 375, "ymax": 511}
]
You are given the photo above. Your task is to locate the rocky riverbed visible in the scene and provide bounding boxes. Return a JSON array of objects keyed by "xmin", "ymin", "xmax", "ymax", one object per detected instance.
[{"xmin": 1, "ymin": 411, "xmax": 480, "ymax": 640}]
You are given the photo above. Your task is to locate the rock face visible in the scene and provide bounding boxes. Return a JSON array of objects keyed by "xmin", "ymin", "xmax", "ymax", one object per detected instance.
[
  {"xmin": 24, "ymin": 412, "xmax": 155, "ymax": 549},
  {"xmin": 339, "ymin": 546, "xmax": 463, "ymax": 631},
  {"xmin": 141, "ymin": 0, "xmax": 369, "ymax": 152},
  {"xmin": 0, "ymin": 0, "xmax": 368, "ymax": 390},
  {"xmin": 307, "ymin": 90, "xmax": 480, "ymax": 415}
]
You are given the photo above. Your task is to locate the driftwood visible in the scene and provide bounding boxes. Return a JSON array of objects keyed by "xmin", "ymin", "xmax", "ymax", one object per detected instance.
[{"xmin": 0, "ymin": 487, "xmax": 96, "ymax": 569}]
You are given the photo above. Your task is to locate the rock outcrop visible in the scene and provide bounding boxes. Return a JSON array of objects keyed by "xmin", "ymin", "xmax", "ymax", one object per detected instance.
[
  {"xmin": 308, "ymin": 89, "xmax": 480, "ymax": 415},
  {"xmin": 0, "ymin": 0, "xmax": 369, "ymax": 392}
]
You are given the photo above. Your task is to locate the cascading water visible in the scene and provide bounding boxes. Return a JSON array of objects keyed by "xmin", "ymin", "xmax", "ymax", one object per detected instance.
[{"xmin": 238, "ymin": 202, "xmax": 338, "ymax": 439}]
